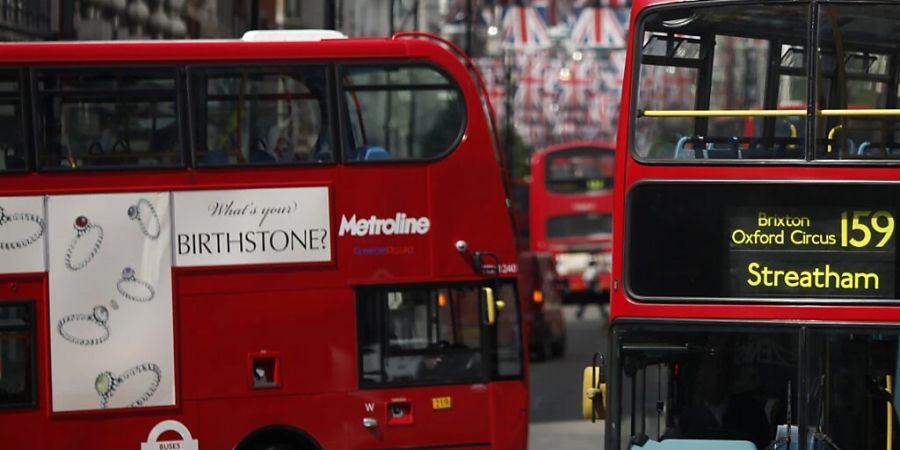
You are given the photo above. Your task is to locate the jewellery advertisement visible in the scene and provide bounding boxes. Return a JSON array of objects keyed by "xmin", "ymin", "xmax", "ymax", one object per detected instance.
[
  {"xmin": 117, "ymin": 267, "xmax": 156, "ymax": 302},
  {"xmin": 128, "ymin": 198, "xmax": 161, "ymax": 240},
  {"xmin": 173, "ymin": 186, "xmax": 332, "ymax": 267},
  {"xmin": 49, "ymin": 192, "xmax": 174, "ymax": 412},
  {"xmin": 64, "ymin": 215, "xmax": 104, "ymax": 271},
  {"xmin": 0, "ymin": 205, "xmax": 45, "ymax": 250},
  {"xmin": 95, "ymin": 362, "xmax": 161, "ymax": 408},
  {"xmin": 0, "ymin": 196, "xmax": 46, "ymax": 273},
  {"xmin": 57, "ymin": 305, "xmax": 111, "ymax": 346}
]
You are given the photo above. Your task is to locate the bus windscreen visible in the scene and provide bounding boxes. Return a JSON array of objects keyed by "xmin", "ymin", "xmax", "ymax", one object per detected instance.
[{"xmin": 545, "ymin": 147, "xmax": 614, "ymax": 194}]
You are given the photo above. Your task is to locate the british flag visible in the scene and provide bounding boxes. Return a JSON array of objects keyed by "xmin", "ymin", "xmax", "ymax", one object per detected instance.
[
  {"xmin": 500, "ymin": 5, "xmax": 552, "ymax": 49},
  {"xmin": 570, "ymin": 6, "xmax": 629, "ymax": 49}
]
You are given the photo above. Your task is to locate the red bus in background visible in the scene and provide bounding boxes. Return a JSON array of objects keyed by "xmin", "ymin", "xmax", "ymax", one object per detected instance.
[
  {"xmin": 529, "ymin": 142, "xmax": 615, "ymax": 309},
  {"xmin": 0, "ymin": 31, "xmax": 527, "ymax": 450},
  {"xmin": 583, "ymin": 2, "xmax": 900, "ymax": 450}
]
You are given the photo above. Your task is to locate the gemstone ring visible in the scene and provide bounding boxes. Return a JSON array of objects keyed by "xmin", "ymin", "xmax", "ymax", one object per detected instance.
[
  {"xmin": 127, "ymin": 198, "xmax": 160, "ymax": 240},
  {"xmin": 95, "ymin": 362, "xmax": 161, "ymax": 408},
  {"xmin": 57, "ymin": 305, "xmax": 110, "ymax": 346},
  {"xmin": 64, "ymin": 215, "xmax": 103, "ymax": 271},
  {"xmin": 116, "ymin": 267, "xmax": 155, "ymax": 302},
  {"xmin": 0, "ymin": 205, "xmax": 45, "ymax": 251}
]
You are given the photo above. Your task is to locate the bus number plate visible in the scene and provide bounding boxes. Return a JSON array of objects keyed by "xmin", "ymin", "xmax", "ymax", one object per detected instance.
[{"xmin": 432, "ymin": 397, "xmax": 452, "ymax": 410}]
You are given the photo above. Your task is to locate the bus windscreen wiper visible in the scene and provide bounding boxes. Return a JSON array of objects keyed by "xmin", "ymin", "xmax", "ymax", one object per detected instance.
[{"xmin": 811, "ymin": 432, "xmax": 843, "ymax": 450}]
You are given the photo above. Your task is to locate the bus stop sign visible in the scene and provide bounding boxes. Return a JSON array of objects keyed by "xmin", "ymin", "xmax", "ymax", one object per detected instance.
[{"xmin": 141, "ymin": 420, "xmax": 199, "ymax": 450}]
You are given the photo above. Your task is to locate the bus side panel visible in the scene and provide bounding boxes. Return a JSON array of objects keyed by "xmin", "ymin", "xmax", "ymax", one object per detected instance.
[
  {"xmin": 344, "ymin": 385, "xmax": 492, "ymax": 449},
  {"xmin": 490, "ymin": 379, "xmax": 530, "ymax": 450},
  {"xmin": 178, "ymin": 286, "xmax": 356, "ymax": 401}
]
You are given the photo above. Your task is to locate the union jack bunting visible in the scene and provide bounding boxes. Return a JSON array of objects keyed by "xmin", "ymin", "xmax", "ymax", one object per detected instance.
[
  {"xmin": 570, "ymin": 6, "xmax": 629, "ymax": 49},
  {"xmin": 501, "ymin": 5, "xmax": 553, "ymax": 49},
  {"xmin": 572, "ymin": 0, "xmax": 632, "ymax": 10},
  {"xmin": 465, "ymin": 2, "xmax": 633, "ymax": 147}
]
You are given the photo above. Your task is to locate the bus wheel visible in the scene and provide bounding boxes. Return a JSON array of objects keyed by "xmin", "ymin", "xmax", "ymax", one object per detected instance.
[
  {"xmin": 237, "ymin": 426, "xmax": 322, "ymax": 450},
  {"xmin": 551, "ymin": 334, "xmax": 566, "ymax": 358},
  {"xmin": 250, "ymin": 444, "xmax": 312, "ymax": 450},
  {"xmin": 533, "ymin": 335, "xmax": 553, "ymax": 361}
]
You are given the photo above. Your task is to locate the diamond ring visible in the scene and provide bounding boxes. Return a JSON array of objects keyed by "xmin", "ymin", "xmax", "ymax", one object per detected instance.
[
  {"xmin": 64, "ymin": 216, "xmax": 103, "ymax": 271},
  {"xmin": 57, "ymin": 305, "xmax": 110, "ymax": 346},
  {"xmin": 95, "ymin": 362, "xmax": 161, "ymax": 408},
  {"xmin": 116, "ymin": 267, "xmax": 155, "ymax": 302},
  {"xmin": 0, "ymin": 205, "xmax": 45, "ymax": 251},
  {"xmin": 127, "ymin": 198, "xmax": 160, "ymax": 240}
]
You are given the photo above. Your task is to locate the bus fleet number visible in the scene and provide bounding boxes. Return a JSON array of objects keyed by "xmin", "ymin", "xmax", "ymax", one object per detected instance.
[{"xmin": 840, "ymin": 210, "xmax": 895, "ymax": 248}]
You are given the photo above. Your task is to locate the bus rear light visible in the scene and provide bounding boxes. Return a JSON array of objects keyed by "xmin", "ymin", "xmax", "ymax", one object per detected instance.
[
  {"xmin": 438, "ymin": 291, "xmax": 448, "ymax": 307},
  {"xmin": 387, "ymin": 401, "xmax": 414, "ymax": 426},
  {"xmin": 533, "ymin": 289, "xmax": 544, "ymax": 303}
]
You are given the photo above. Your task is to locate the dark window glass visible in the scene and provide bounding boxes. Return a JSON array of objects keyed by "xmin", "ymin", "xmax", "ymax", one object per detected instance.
[
  {"xmin": 493, "ymin": 283, "xmax": 523, "ymax": 378},
  {"xmin": 612, "ymin": 322, "xmax": 900, "ymax": 450},
  {"xmin": 612, "ymin": 323, "xmax": 798, "ymax": 450},
  {"xmin": 192, "ymin": 65, "xmax": 331, "ymax": 165},
  {"xmin": 0, "ymin": 71, "xmax": 26, "ymax": 172},
  {"xmin": 806, "ymin": 328, "xmax": 900, "ymax": 450},
  {"xmin": 357, "ymin": 282, "xmax": 522, "ymax": 386},
  {"xmin": 341, "ymin": 65, "xmax": 464, "ymax": 161},
  {"xmin": 634, "ymin": 4, "xmax": 809, "ymax": 161},
  {"xmin": 547, "ymin": 213, "xmax": 612, "ymax": 239},
  {"xmin": 0, "ymin": 302, "xmax": 35, "ymax": 408},
  {"xmin": 358, "ymin": 285, "xmax": 484, "ymax": 387},
  {"xmin": 815, "ymin": 5, "xmax": 900, "ymax": 160},
  {"xmin": 545, "ymin": 147, "xmax": 614, "ymax": 193},
  {"xmin": 35, "ymin": 67, "xmax": 181, "ymax": 169}
]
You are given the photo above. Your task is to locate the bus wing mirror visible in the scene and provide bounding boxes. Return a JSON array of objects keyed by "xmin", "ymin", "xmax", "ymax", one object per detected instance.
[
  {"xmin": 482, "ymin": 287, "xmax": 497, "ymax": 325},
  {"xmin": 582, "ymin": 352, "xmax": 607, "ymax": 422}
]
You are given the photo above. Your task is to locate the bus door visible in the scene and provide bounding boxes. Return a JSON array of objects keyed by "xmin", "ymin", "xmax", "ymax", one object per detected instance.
[{"xmin": 353, "ymin": 281, "xmax": 525, "ymax": 449}]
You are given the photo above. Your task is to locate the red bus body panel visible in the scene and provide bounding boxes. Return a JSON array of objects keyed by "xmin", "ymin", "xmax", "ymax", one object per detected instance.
[
  {"xmin": 0, "ymin": 37, "xmax": 527, "ymax": 450},
  {"xmin": 612, "ymin": 0, "xmax": 900, "ymax": 324}
]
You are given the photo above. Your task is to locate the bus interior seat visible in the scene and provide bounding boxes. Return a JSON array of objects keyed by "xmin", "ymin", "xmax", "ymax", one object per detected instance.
[
  {"xmin": 362, "ymin": 146, "xmax": 390, "ymax": 160},
  {"xmin": 249, "ymin": 137, "xmax": 275, "ymax": 162},
  {"xmin": 3, "ymin": 146, "xmax": 25, "ymax": 169},
  {"xmin": 630, "ymin": 439, "xmax": 756, "ymax": 450},
  {"xmin": 204, "ymin": 148, "xmax": 231, "ymax": 164}
]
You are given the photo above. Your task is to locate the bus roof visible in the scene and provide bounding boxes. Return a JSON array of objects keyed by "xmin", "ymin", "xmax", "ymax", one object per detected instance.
[{"xmin": 0, "ymin": 34, "xmax": 445, "ymax": 64}]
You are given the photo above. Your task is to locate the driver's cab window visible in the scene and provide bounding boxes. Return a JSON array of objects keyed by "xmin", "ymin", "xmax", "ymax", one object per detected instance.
[{"xmin": 357, "ymin": 285, "xmax": 484, "ymax": 387}]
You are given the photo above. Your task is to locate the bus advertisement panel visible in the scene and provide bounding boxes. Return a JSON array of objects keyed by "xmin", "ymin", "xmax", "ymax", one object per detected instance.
[
  {"xmin": 585, "ymin": 2, "xmax": 900, "ymax": 450},
  {"xmin": 0, "ymin": 32, "xmax": 527, "ymax": 450}
]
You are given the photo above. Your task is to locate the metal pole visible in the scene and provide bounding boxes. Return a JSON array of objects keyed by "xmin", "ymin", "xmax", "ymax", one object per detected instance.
[
  {"xmin": 465, "ymin": 0, "xmax": 473, "ymax": 55},
  {"xmin": 389, "ymin": 0, "xmax": 395, "ymax": 34},
  {"xmin": 250, "ymin": 0, "xmax": 260, "ymax": 30},
  {"xmin": 324, "ymin": 0, "xmax": 336, "ymax": 30},
  {"xmin": 504, "ymin": 49, "xmax": 515, "ymax": 175}
]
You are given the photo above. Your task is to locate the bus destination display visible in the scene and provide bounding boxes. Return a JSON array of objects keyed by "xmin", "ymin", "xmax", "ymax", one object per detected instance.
[{"xmin": 729, "ymin": 208, "xmax": 896, "ymax": 299}]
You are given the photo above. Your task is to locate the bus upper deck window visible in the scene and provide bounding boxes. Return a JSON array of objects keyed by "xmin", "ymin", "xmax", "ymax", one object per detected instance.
[
  {"xmin": 633, "ymin": 4, "xmax": 809, "ymax": 162},
  {"xmin": 0, "ymin": 71, "xmax": 25, "ymax": 173},
  {"xmin": 814, "ymin": 4, "xmax": 900, "ymax": 160},
  {"xmin": 340, "ymin": 65, "xmax": 465, "ymax": 162},
  {"xmin": 192, "ymin": 65, "xmax": 332, "ymax": 167},
  {"xmin": 35, "ymin": 67, "xmax": 182, "ymax": 170}
]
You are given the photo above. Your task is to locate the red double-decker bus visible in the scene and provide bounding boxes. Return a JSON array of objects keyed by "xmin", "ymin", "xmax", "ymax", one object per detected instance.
[
  {"xmin": 529, "ymin": 142, "xmax": 615, "ymax": 309},
  {"xmin": 0, "ymin": 31, "xmax": 527, "ymax": 449},
  {"xmin": 583, "ymin": 2, "xmax": 900, "ymax": 450}
]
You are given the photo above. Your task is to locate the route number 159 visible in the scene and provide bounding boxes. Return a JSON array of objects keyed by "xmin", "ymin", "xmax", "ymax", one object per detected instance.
[{"xmin": 841, "ymin": 210, "xmax": 895, "ymax": 248}]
